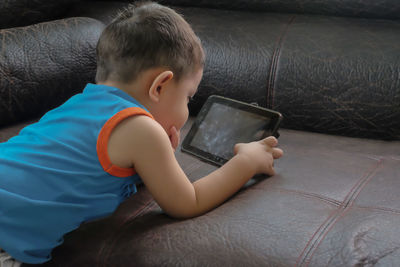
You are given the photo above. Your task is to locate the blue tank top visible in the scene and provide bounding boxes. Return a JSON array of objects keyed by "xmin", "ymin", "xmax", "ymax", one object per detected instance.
[{"xmin": 0, "ymin": 83, "xmax": 154, "ymax": 264}]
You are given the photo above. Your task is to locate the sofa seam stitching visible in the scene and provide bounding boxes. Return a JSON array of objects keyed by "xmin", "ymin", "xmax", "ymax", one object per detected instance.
[
  {"xmin": 295, "ymin": 208, "xmax": 338, "ymax": 266},
  {"xmin": 266, "ymin": 187, "xmax": 342, "ymax": 206},
  {"xmin": 266, "ymin": 15, "xmax": 295, "ymax": 109},
  {"xmin": 303, "ymin": 160, "xmax": 383, "ymax": 267},
  {"xmin": 354, "ymin": 205, "xmax": 400, "ymax": 215},
  {"xmin": 296, "ymin": 159, "xmax": 383, "ymax": 266}
]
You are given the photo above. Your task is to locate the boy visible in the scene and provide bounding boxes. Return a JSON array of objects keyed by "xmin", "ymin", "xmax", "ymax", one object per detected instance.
[{"xmin": 0, "ymin": 1, "xmax": 283, "ymax": 265}]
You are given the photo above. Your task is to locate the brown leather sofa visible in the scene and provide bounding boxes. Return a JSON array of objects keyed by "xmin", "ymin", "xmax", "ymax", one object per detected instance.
[{"xmin": 1, "ymin": 1, "xmax": 399, "ymax": 266}]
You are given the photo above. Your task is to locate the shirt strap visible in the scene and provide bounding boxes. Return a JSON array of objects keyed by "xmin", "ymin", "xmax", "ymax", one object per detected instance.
[{"xmin": 97, "ymin": 107, "xmax": 154, "ymax": 177}]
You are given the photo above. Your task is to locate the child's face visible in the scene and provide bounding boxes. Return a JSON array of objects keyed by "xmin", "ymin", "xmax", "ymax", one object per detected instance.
[{"xmin": 153, "ymin": 68, "xmax": 203, "ymax": 136}]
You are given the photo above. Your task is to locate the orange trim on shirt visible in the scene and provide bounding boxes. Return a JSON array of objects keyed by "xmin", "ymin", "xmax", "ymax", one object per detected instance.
[{"xmin": 97, "ymin": 107, "xmax": 154, "ymax": 178}]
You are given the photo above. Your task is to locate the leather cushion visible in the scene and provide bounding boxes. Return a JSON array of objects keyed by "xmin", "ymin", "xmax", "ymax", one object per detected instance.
[
  {"xmin": 272, "ymin": 15, "xmax": 400, "ymax": 140},
  {"xmin": 158, "ymin": 0, "xmax": 400, "ymax": 20},
  {"xmin": 36, "ymin": 117, "xmax": 400, "ymax": 266},
  {"xmin": 0, "ymin": 17, "xmax": 104, "ymax": 127},
  {"xmin": 181, "ymin": 8, "xmax": 400, "ymax": 140}
]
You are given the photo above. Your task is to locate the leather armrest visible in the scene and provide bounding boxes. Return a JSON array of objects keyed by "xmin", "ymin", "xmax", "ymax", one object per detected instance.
[{"xmin": 0, "ymin": 17, "xmax": 104, "ymax": 127}]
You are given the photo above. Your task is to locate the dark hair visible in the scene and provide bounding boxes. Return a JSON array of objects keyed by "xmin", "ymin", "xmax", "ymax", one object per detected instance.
[{"xmin": 95, "ymin": 1, "xmax": 205, "ymax": 83}]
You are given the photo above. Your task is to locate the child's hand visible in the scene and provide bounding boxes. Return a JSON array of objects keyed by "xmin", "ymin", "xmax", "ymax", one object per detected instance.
[
  {"xmin": 169, "ymin": 126, "xmax": 180, "ymax": 152},
  {"xmin": 234, "ymin": 136, "xmax": 283, "ymax": 176}
]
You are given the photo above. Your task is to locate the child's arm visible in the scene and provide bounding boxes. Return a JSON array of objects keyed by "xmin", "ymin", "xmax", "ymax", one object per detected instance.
[{"xmin": 108, "ymin": 116, "xmax": 283, "ymax": 219}]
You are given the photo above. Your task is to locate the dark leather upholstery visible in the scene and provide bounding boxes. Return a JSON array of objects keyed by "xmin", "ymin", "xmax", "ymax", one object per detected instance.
[
  {"xmin": 158, "ymin": 0, "xmax": 400, "ymax": 20},
  {"xmin": 0, "ymin": 17, "xmax": 104, "ymax": 127},
  {"xmin": 69, "ymin": 2, "xmax": 400, "ymax": 140},
  {"xmin": 0, "ymin": 0, "xmax": 79, "ymax": 29},
  {"xmin": 183, "ymin": 9, "xmax": 400, "ymax": 139},
  {"xmin": 92, "ymin": 0, "xmax": 400, "ymax": 20},
  {"xmin": 0, "ymin": 0, "xmax": 399, "ymax": 266},
  {"xmin": 5, "ymin": 119, "xmax": 395, "ymax": 266},
  {"xmin": 273, "ymin": 15, "xmax": 400, "ymax": 140}
]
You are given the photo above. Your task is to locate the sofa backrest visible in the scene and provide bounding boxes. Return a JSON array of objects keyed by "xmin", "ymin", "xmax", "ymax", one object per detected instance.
[
  {"xmin": 160, "ymin": 0, "xmax": 400, "ymax": 20},
  {"xmin": 0, "ymin": 0, "xmax": 79, "ymax": 29},
  {"xmin": 1, "ymin": 0, "xmax": 399, "ymax": 29}
]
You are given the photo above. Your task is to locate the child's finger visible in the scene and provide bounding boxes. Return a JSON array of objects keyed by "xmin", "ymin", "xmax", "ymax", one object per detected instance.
[
  {"xmin": 272, "ymin": 148, "xmax": 283, "ymax": 159},
  {"xmin": 262, "ymin": 136, "xmax": 278, "ymax": 147}
]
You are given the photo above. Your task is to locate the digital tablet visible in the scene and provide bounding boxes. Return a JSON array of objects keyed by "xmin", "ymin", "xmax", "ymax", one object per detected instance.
[{"xmin": 181, "ymin": 95, "xmax": 283, "ymax": 166}]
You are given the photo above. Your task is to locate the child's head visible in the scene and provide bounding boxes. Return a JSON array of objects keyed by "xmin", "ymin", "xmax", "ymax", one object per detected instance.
[
  {"xmin": 95, "ymin": 1, "xmax": 205, "ymax": 139},
  {"xmin": 95, "ymin": 1, "xmax": 205, "ymax": 84}
]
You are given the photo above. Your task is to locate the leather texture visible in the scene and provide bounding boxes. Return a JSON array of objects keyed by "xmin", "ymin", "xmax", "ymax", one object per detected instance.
[
  {"xmin": 0, "ymin": 17, "xmax": 104, "ymax": 128},
  {"xmin": 69, "ymin": 3, "xmax": 400, "ymax": 140},
  {"xmin": 159, "ymin": 0, "xmax": 400, "ymax": 20},
  {"xmin": 16, "ymin": 117, "xmax": 397, "ymax": 267},
  {"xmin": 94, "ymin": 0, "xmax": 400, "ymax": 20},
  {"xmin": 181, "ymin": 8, "xmax": 400, "ymax": 140},
  {"xmin": 0, "ymin": 0, "xmax": 79, "ymax": 29},
  {"xmin": 273, "ymin": 15, "xmax": 400, "ymax": 140}
]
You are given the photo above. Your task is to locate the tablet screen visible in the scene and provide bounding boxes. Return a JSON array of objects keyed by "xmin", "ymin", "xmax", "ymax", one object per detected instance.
[
  {"xmin": 190, "ymin": 102, "xmax": 272, "ymax": 160},
  {"xmin": 182, "ymin": 95, "xmax": 282, "ymax": 166}
]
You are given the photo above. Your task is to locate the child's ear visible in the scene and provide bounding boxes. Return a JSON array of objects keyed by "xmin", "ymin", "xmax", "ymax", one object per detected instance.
[{"xmin": 149, "ymin": 70, "xmax": 174, "ymax": 102}]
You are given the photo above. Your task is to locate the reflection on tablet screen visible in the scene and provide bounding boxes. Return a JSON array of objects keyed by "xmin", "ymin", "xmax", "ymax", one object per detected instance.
[{"xmin": 191, "ymin": 102, "xmax": 271, "ymax": 160}]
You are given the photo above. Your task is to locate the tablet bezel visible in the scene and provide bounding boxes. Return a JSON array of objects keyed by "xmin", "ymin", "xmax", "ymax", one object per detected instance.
[{"xmin": 181, "ymin": 95, "xmax": 283, "ymax": 166}]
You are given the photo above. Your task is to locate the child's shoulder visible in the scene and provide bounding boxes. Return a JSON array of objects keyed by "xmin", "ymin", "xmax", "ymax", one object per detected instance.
[{"xmin": 107, "ymin": 115, "xmax": 172, "ymax": 169}]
